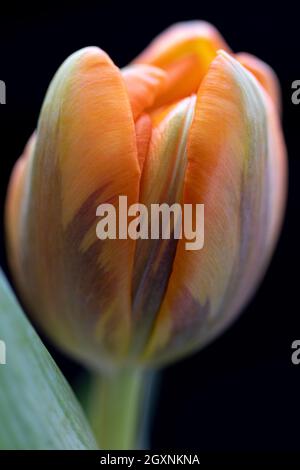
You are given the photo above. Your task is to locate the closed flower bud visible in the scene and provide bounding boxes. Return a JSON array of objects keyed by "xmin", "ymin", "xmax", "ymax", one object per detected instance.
[{"xmin": 5, "ymin": 21, "xmax": 287, "ymax": 370}]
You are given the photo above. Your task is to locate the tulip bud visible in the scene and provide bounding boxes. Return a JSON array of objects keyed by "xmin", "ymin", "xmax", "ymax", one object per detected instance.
[{"xmin": 6, "ymin": 22, "xmax": 287, "ymax": 371}]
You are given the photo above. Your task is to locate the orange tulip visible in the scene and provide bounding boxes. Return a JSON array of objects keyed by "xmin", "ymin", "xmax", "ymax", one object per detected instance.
[{"xmin": 5, "ymin": 21, "xmax": 287, "ymax": 370}]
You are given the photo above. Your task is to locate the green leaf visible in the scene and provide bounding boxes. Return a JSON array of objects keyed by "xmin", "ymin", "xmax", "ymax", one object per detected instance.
[{"xmin": 0, "ymin": 269, "xmax": 98, "ymax": 450}]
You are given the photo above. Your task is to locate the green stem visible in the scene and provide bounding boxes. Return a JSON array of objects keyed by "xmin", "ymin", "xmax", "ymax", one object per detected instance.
[{"xmin": 89, "ymin": 367, "xmax": 157, "ymax": 450}]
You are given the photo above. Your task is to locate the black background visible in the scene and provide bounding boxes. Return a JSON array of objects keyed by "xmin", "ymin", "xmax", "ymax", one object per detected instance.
[{"xmin": 0, "ymin": 1, "xmax": 299, "ymax": 451}]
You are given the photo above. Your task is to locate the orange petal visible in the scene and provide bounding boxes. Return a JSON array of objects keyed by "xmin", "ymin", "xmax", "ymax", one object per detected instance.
[
  {"xmin": 237, "ymin": 52, "xmax": 281, "ymax": 111},
  {"xmin": 5, "ymin": 133, "xmax": 36, "ymax": 282},
  {"xmin": 122, "ymin": 64, "xmax": 166, "ymax": 120},
  {"xmin": 130, "ymin": 96, "xmax": 196, "ymax": 354},
  {"xmin": 6, "ymin": 47, "xmax": 141, "ymax": 370},
  {"xmin": 145, "ymin": 51, "xmax": 287, "ymax": 364},
  {"xmin": 134, "ymin": 113, "xmax": 152, "ymax": 171},
  {"xmin": 134, "ymin": 21, "xmax": 231, "ymax": 107}
]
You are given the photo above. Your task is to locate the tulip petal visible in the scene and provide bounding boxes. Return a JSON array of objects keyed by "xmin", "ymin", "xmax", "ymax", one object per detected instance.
[
  {"xmin": 145, "ymin": 51, "xmax": 287, "ymax": 364},
  {"xmin": 7, "ymin": 47, "xmax": 141, "ymax": 370},
  {"xmin": 134, "ymin": 113, "xmax": 152, "ymax": 171},
  {"xmin": 122, "ymin": 64, "xmax": 166, "ymax": 120},
  {"xmin": 5, "ymin": 133, "xmax": 36, "ymax": 282},
  {"xmin": 237, "ymin": 52, "xmax": 281, "ymax": 111},
  {"xmin": 134, "ymin": 21, "xmax": 230, "ymax": 107},
  {"xmin": 130, "ymin": 96, "xmax": 196, "ymax": 354}
]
